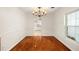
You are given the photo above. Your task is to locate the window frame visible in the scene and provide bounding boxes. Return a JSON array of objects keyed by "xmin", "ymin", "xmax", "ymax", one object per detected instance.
[{"xmin": 65, "ymin": 9, "xmax": 79, "ymax": 41}]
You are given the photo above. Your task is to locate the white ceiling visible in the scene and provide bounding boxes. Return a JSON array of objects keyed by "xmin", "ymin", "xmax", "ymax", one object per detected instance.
[{"xmin": 19, "ymin": 7, "xmax": 59, "ymax": 14}]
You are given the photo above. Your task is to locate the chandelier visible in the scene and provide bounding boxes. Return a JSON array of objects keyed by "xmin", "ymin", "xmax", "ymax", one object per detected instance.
[
  {"xmin": 32, "ymin": 7, "xmax": 47, "ymax": 17},
  {"xmin": 32, "ymin": 7, "xmax": 47, "ymax": 36}
]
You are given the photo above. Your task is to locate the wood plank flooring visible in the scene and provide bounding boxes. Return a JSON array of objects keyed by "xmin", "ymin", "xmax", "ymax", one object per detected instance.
[{"xmin": 10, "ymin": 36, "xmax": 70, "ymax": 51}]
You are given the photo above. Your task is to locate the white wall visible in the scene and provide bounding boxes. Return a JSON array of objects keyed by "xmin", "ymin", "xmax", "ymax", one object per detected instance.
[
  {"xmin": 42, "ymin": 12, "xmax": 55, "ymax": 36},
  {"xmin": 52, "ymin": 7, "xmax": 79, "ymax": 51},
  {"xmin": 0, "ymin": 8, "xmax": 29, "ymax": 51},
  {"xmin": 24, "ymin": 11, "xmax": 55, "ymax": 36},
  {"xmin": 0, "ymin": 7, "xmax": 54, "ymax": 51}
]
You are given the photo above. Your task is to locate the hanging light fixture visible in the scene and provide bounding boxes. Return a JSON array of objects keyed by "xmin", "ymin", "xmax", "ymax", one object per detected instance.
[
  {"xmin": 32, "ymin": 7, "xmax": 47, "ymax": 36},
  {"xmin": 32, "ymin": 7, "xmax": 47, "ymax": 17}
]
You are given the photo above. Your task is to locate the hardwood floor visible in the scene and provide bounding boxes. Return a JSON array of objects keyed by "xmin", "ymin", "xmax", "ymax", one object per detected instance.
[{"xmin": 10, "ymin": 36, "xmax": 70, "ymax": 51}]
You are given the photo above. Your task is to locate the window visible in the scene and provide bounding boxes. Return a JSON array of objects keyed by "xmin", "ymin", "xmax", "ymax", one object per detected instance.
[{"xmin": 66, "ymin": 10, "xmax": 79, "ymax": 42}]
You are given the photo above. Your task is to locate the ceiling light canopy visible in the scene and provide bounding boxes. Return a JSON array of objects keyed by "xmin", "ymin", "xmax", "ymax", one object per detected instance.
[{"xmin": 32, "ymin": 7, "xmax": 47, "ymax": 17}]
